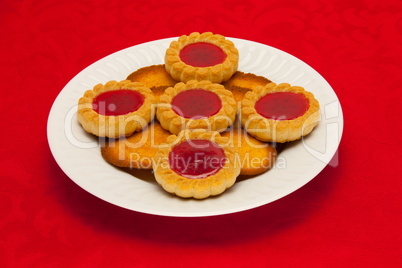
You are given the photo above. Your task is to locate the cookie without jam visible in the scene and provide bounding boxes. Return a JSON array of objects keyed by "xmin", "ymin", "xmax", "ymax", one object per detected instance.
[
  {"xmin": 222, "ymin": 71, "xmax": 272, "ymax": 102},
  {"xmin": 221, "ymin": 129, "xmax": 277, "ymax": 176},
  {"xmin": 126, "ymin": 64, "xmax": 178, "ymax": 89},
  {"xmin": 101, "ymin": 121, "xmax": 171, "ymax": 169}
]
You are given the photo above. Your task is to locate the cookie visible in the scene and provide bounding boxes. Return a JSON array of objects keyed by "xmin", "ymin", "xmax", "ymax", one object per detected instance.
[
  {"xmin": 101, "ymin": 121, "xmax": 171, "ymax": 169},
  {"xmin": 241, "ymin": 82, "xmax": 320, "ymax": 142},
  {"xmin": 165, "ymin": 32, "xmax": 239, "ymax": 83},
  {"xmin": 153, "ymin": 130, "xmax": 241, "ymax": 199},
  {"xmin": 156, "ymin": 80, "xmax": 237, "ymax": 134},
  {"xmin": 221, "ymin": 128, "xmax": 277, "ymax": 176},
  {"xmin": 126, "ymin": 64, "xmax": 179, "ymax": 89},
  {"xmin": 222, "ymin": 71, "xmax": 272, "ymax": 102},
  {"xmin": 77, "ymin": 80, "xmax": 156, "ymax": 138},
  {"xmin": 150, "ymin": 86, "xmax": 169, "ymax": 100}
]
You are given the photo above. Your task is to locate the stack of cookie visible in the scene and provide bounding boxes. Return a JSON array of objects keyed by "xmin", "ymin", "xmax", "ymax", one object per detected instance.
[{"xmin": 77, "ymin": 32, "xmax": 320, "ymax": 199}]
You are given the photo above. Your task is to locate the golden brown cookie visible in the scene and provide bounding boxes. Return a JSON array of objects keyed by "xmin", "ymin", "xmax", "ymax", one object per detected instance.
[
  {"xmin": 101, "ymin": 121, "xmax": 171, "ymax": 169},
  {"xmin": 223, "ymin": 71, "xmax": 272, "ymax": 90},
  {"xmin": 77, "ymin": 80, "xmax": 156, "ymax": 138},
  {"xmin": 221, "ymin": 129, "xmax": 277, "ymax": 176},
  {"xmin": 241, "ymin": 82, "xmax": 320, "ymax": 143},
  {"xmin": 153, "ymin": 130, "xmax": 241, "ymax": 199},
  {"xmin": 146, "ymin": 86, "xmax": 169, "ymax": 102},
  {"xmin": 165, "ymin": 32, "xmax": 239, "ymax": 83},
  {"xmin": 222, "ymin": 71, "xmax": 272, "ymax": 102},
  {"xmin": 126, "ymin": 64, "xmax": 179, "ymax": 89},
  {"xmin": 157, "ymin": 80, "xmax": 237, "ymax": 134}
]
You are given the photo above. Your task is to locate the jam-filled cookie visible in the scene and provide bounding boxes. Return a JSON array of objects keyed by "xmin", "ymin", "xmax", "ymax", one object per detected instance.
[
  {"xmin": 153, "ymin": 130, "xmax": 241, "ymax": 199},
  {"xmin": 156, "ymin": 80, "xmax": 237, "ymax": 134},
  {"xmin": 165, "ymin": 32, "xmax": 239, "ymax": 83},
  {"xmin": 101, "ymin": 121, "xmax": 171, "ymax": 169},
  {"xmin": 77, "ymin": 80, "xmax": 156, "ymax": 138},
  {"xmin": 241, "ymin": 82, "xmax": 320, "ymax": 143},
  {"xmin": 221, "ymin": 129, "xmax": 277, "ymax": 176}
]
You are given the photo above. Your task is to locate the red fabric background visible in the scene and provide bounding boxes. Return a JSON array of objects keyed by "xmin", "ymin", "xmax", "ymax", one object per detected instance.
[{"xmin": 1, "ymin": 0, "xmax": 401, "ymax": 267}]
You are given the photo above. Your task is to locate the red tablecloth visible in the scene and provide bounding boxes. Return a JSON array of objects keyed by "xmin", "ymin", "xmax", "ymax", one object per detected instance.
[{"xmin": 2, "ymin": 0, "xmax": 401, "ymax": 267}]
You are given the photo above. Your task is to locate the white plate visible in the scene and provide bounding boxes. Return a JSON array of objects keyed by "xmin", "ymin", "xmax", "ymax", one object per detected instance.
[{"xmin": 47, "ymin": 37, "xmax": 343, "ymax": 217}]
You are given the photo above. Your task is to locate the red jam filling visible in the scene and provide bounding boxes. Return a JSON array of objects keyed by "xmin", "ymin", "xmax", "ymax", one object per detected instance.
[
  {"xmin": 255, "ymin": 92, "xmax": 309, "ymax": 120},
  {"xmin": 179, "ymin": 42, "xmax": 227, "ymax": 67},
  {"xmin": 171, "ymin": 89, "xmax": 222, "ymax": 119},
  {"xmin": 92, "ymin": 89, "xmax": 144, "ymax": 116},
  {"xmin": 169, "ymin": 139, "xmax": 226, "ymax": 179}
]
